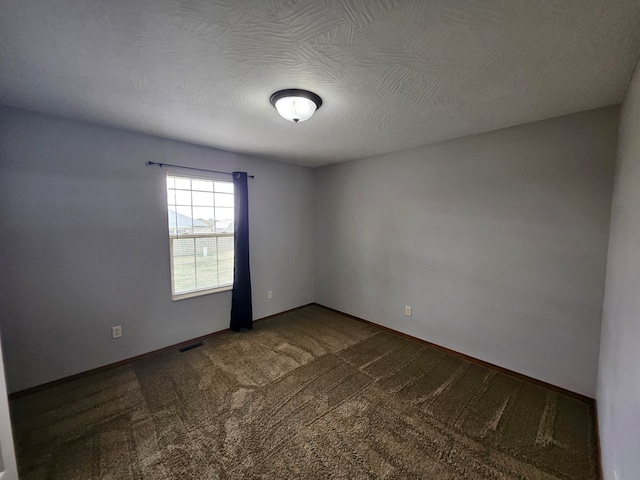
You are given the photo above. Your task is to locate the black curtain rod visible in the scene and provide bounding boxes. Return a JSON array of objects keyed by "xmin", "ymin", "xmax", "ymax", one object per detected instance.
[{"xmin": 146, "ymin": 161, "xmax": 254, "ymax": 178}]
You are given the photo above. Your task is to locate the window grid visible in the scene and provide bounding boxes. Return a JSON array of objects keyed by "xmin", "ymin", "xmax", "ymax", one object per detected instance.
[{"xmin": 167, "ymin": 174, "xmax": 234, "ymax": 299}]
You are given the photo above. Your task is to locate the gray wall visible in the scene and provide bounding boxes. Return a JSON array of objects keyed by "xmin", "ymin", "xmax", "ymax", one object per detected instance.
[
  {"xmin": 315, "ymin": 107, "xmax": 618, "ymax": 397},
  {"xmin": 0, "ymin": 104, "xmax": 621, "ymax": 400},
  {"xmin": 597, "ymin": 61, "xmax": 640, "ymax": 479},
  {"xmin": 0, "ymin": 107, "xmax": 315, "ymax": 393}
]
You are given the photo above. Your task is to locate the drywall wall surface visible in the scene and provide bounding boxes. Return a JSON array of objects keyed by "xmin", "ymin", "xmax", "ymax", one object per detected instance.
[
  {"xmin": 315, "ymin": 107, "xmax": 618, "ymax": 397},
  {"xmin": 0, "ymin": 107, "xmax": 314, "ymax": 392},
  {"xmin": 597, "ymin": 61, "xmax": 640, "ymax": 480}
]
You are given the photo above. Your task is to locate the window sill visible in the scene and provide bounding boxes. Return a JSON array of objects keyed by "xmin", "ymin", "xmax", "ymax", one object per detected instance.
[{"xmin": 171, "ymin": 285, "xmax": 233, "ymax": 302}]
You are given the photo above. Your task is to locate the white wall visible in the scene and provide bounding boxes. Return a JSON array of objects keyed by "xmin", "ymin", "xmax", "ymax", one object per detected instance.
[
  {"xmin": 315, "ymin": 107, "xmax": 618, "ymax": 397},
  {"xmin": 0, "ymin": 103, "xmax": 621, "ymax": 402},
  {"xmin": 597, "ymin": 60, "xmax": 640, "ymax": 479},
  {"xmin": 0, "ymin": 107, "xmax": 315, "ymax": 393}
]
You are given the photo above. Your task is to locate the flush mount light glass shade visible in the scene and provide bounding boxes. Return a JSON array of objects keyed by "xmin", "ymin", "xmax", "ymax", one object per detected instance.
[
  {"xmin": 270, "ymin": 89, "xmax": 322, "ymax": 123},
  {"xmin": 274, "ymin": 96, "xmax": 316, "ymax": 123}
]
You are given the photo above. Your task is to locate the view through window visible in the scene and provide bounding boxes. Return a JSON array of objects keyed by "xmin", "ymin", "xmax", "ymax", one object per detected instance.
[{"xmin": 166, "ymin": 174, "xmax": 234, "ymax": 299}]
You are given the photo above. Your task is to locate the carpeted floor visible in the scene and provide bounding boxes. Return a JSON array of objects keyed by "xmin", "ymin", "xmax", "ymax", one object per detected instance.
[{"xmin": 10, "ymin": 305, "xmax": 598, "ymax": 479}]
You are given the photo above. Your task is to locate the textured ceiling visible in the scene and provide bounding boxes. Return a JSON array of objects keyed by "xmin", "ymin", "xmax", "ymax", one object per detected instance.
[{"xmin": 1, "ymin": 1, "xmax": 640, "ymax": 167}]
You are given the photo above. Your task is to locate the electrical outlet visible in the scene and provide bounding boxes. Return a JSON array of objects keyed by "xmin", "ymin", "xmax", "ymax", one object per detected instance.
[
  {"xmin": 112, "ymin": 325, "xmax": 122, "ymax": 339},
  {"xmin": 405, "ymin": 306, "xmax": 412, "ymax": 316},
  {"xmin": 267, "ymin": 291, "xmax": 273, "ymax": 300}
]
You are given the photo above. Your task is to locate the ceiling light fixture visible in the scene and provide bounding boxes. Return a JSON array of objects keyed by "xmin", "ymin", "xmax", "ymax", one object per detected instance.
[{"xmin": 270, "ymin": 89, "xmax": 322, "ymax": 123}]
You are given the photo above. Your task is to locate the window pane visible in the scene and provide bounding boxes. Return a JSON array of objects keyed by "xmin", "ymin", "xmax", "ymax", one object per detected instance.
[
  {"xmin": 215, "ymin": 219, "xmax": 233, "ymax": 233},
  {"xmin": 172, "ymin": 238, "xmax": 196, "ymax": 293},
  {"xmin": 215, "ymin": 181, "xmax": 233, "ymax": 194},
  {"xmin": 215, "ymin": 207, "xmax": 234, "ymax": 222},
  {"xmin": 192, "ymin": 191, "xmax": 213, "ymax": 206},
  {"xmin": 193, "ymin": 206, "xmax": 214, "ymax": 224},
  {"xmin": 168, "ymin": 209, "xmax": 179, "ymax": 235},
  {"xmin": 175, "ymin": 206, "xmax": 194, "ymax": 228},
  {"xmin": 215, "ymin": 192, "xmax": 234, "ymax": 208},
  {"xmin": 195, "ymin": 237, "xmax": 218, "ymax": 289},
  {"xmin": 175, "ymin": 189, "xmax": 192, "ymax": 206},
  {"xmin": 174, "ymin": 263, "xmax": 196, "ymax": 293},
  {"xmin": 217, "ymin": 236, "xmax": 234, "ymax": 285},
  {"xmin": 166, "ymin": 187, "xmax": 176, "ymax": 206},
  {"xmin": 174, "ymin": 177, "xmax": 191, "ymax": 189},
  {"xmin": 192, "ymin": 179, "xmax": 213, "ymax": 192},
  {"xmin": 173, "ymin": 237, "xmax": 195, "ymax": 256}
]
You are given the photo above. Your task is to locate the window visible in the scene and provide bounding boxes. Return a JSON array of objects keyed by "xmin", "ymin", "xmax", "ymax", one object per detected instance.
[{"xmin": 166, "ymin": 174, "xmax": 234, "ymax": 300}]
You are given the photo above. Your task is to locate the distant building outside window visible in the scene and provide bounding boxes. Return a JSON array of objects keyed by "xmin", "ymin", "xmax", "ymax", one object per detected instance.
[{"xmin": 166, "ymin": 174, "xmax": 234, "ymax": 300}]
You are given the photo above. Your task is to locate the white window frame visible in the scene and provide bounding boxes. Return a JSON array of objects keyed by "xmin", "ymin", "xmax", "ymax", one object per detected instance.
[{"xmin": 166, "ymin": 172, "xmax": 234, "ymax": 301}]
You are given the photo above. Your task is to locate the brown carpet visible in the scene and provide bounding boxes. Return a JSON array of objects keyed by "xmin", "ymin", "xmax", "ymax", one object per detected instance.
[{"xmin": 10, "ymin": 305, "xmax": 598, "ymax": 479}]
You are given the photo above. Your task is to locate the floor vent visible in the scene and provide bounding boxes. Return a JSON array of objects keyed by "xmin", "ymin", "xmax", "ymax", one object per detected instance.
[{"xmin": 179, "ymin": 341, "xmax": 204, "ymax": 353}]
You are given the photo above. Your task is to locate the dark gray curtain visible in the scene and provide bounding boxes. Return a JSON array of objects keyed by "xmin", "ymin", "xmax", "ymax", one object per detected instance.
[{"xmin": 230, "ymin": 172, "xmax": 253, "ymax": 331}]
